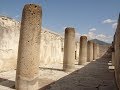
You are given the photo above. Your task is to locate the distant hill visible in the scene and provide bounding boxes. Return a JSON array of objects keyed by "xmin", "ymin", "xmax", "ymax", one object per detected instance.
[{"xmin": 90, "ymin": 39, "xmax": 111, "ymax": 45}]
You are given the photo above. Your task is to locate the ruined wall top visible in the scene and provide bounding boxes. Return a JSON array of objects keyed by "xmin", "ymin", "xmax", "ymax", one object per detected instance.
[{"xmin": 0, "ymin": 16, "xmax": 20, "ymax": 31}]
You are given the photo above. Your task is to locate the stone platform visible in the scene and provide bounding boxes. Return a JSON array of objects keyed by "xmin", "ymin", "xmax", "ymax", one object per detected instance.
[{"xmin": 0, "ymin": 57, "xmax": 118, "ymax": 90}]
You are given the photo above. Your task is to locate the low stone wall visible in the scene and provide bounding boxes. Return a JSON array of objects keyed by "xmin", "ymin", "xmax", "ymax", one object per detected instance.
[
  {"xmin": 40, "ymin": 29, "xmax": 64, "ymax": 66},
  {"xmin": 0, "ymin": 16, "xmax": 19, "ymax": 72},
  {"xmin": 0, "ymin": 16, "xmax": 65, "ymax": 72},
  {"xmin": 0, "ymin": 28, "xmax": 65, "ymax": 72}
]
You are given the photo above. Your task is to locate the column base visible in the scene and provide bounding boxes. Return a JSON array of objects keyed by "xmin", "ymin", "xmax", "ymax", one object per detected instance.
[
  {"xmin": 15, "ymin": 76, "xmax": 39, "ymax": 90},
  {"xmin": 63, "ymin": 64, "xmax": 75, "ymax": 72}
]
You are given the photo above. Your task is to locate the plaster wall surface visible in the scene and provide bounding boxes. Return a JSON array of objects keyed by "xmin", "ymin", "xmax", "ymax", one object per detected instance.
[
  {"xmin": 0, "ymin": 16, "xmax": 110, "ymax": 72},
  {"xmin": 0, "ymin": 16, "xmax": 64, "ymax": 72}
]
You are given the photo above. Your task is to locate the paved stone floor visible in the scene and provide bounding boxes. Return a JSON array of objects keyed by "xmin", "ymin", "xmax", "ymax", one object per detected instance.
[{"xmin": 0, "ymin": 57, "xmax": 118, "ymax": 90}]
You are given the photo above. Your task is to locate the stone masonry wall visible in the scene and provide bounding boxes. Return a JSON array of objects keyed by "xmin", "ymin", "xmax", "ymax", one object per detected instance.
[
  {"xmin": 0, "ymin": 16, "xmax": 20, "ymax": 72},
  {"xmin": 0, "ymin": 16, "xmax": 110, "ymax": 72},
  {"xmin": 0, "ymin": 28, "xmax": 64, "ymax": 72},
  {"xmin": 0, "ymin": 16, "xmax": 65, "ymax": 72},
  {"xmin": 40, "ymin": 29, "xmax": 64, "ymax": 66}
]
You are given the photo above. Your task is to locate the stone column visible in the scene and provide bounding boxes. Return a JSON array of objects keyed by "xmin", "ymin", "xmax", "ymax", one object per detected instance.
[
  {"xmin": 87, "ymin": 41, "xmax": 93, "ymax": 62},
  {"xmin": 78, "ymin": 36, "xmax": 87, "ymax": 65},
  {"xmin": 15, "ymin": 4, "xmax": 42, "ymax": 90},
  {"xmin": 97, "ymin": 44, "xmax": 99, "ymax": 59},
  {"xmin": 63, "ymin": 27, "xmax": 75, "ymax": 72},
  {"xmin": 93, "ymin": 43, "xmax": 97, "ymax": 60}
]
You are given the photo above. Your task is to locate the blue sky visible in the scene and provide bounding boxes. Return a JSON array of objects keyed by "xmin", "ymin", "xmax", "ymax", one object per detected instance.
[{"xmin": 0, "ymin": 0, "xmax": 120, "ymax": 43}]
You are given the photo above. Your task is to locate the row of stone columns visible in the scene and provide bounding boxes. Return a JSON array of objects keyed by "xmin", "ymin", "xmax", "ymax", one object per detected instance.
[
  {"xmin": 63, "ymin": 28, "xmax": 100, "ymax": 72},
  {"xmin": 112, "ymin": 14, "xmax": 120, "ymax": 89},
  {"xmin": 15, "ymin": 4, "xmax": 100, "ymax": 90}
]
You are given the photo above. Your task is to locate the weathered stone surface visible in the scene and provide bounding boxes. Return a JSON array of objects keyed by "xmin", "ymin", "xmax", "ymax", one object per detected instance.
[
  {"xmin": 0, "ymin": 15, "xmax": 111, "ymax": 73},
  {"xmin": 112, "ymin": 52, "xmax": 115, "ymax": 66},
  {"xmin": 75, "ymin": 41, "xmax": 79, "ymax": 60},
  {"xmin": 15, "ymin": 4, "xmax": 42, "ymax": 90},
  {"xmin": 79, "ymin": 36, "xmax": 87, "ymax": 65},
  {"xmin": 93, "ymin": 43, "xmax": 97, "ymax": 60},
  {"xmin": 40, "ymin": 28, "xmax": 64, "ymax": 66},
  {"xmin": 0, "ymin": 18, "xmax": 65, "ymax": 72},
  {"xmin": 0, "ymin": 49, "xmax": 118, "ymax": 90},
  {"xmin": 0, "ymin": 16, "xmax": 19, "ymax": 72},
  {"xmin": 87, "ymin": 41, "xmax": 93, "ymax": 62},
  {"xmin": 63, "ymin": 27, "xmax": 75, "ymax": 72},
  {"xmin": 97, "ymin": 44, "xmax": 100, "ymax": 58},
  {"xmin": 114, "ymin": 14, "xmax": 120, "ymax": 89}
]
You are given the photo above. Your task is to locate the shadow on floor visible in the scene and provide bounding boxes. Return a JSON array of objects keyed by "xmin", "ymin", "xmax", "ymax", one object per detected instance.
[
  {"xmin": 0, "ymin": 78, "xmax": 15, "ymax": 89},
  {"xmin": 39, "ymin": 46, "xmax": 118, "ymax": 90},
  {"xmin": 0, "ymin": 46, "xmax": 118, "ymax": 90},
  {"xmin": 39, "ymin": 67, "xmax": 63, "ymax": 71}
]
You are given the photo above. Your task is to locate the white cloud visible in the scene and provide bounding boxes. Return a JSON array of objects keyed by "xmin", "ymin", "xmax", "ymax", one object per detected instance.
[
  {"xmin": 87, "ymin": 32, "xmax": 96, "ymax": 39},
  {"xmin": 102, "ymin": 18, "xmax": 118, "ymax": 30},
  {"xmin": 89, "ymin": 28, "xmax": 96, "ymax": 31},
  {"xmin": 82, "ymin": 31, "xmax": 112, "ymax": 43},
  {"xmin": 112, "ymin": 23, "xmax": 117, "ymax": 29},
  {"xmin": 102, "ymin": 19, "xmax": 116, "ymax": 24},
  {"xmin": 96, "ymin": 34, "xmax": 112, "ymax": 42},
  {"xmin": 75, "ymin": 32, "xmax": 81, "ymax": 41}
]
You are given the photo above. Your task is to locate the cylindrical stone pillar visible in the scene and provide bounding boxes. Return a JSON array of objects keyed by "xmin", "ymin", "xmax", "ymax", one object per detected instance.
[
  {"xmin": 97, "ymin": 44, "xmax": 99, "ymax": 59},
  {"xmin": 93, "ymin": 43, "xmax": 97, "ymax": 60},
  {"xmin": 63, "ymin": 27, "xmax": 75, "ymax": 72},
  {"xmin": 87, "ymin": 41, "xmax": 93, "ymax": 62},
  {"xmin": 15, "ymin": 4, "xmax": 42, "ymax": 90},
  {"xmin": 78, "ymin": 36, "xmax": 87, "ymax": 65}
]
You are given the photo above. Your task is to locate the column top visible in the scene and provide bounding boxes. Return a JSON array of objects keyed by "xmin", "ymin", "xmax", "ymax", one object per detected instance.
[
  {"xmin": 23, "ymin": 4, "xmax": 42, "ymax": 15},
  {"xmin": 65, "ymin": 27, "xmax": 75, "ymax": 33},
  {"xmin": 88, "ymin": 40, "xmax": 93, "ymax": 44},
  {"xmin": 80, "ymin": 36, "xmax": 87, "ymax": 39}
]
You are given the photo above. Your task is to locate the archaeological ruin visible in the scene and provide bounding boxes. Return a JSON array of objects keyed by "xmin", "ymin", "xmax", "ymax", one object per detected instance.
[{"xmin": 0, "ymin": 3, "xmax": 119, "ymax": 90}]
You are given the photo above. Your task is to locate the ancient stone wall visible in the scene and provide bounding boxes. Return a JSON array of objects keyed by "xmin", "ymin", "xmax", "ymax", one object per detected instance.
[
  {"xmin": 0, "ymin": 16, "xmax": 65, "ymax": 72},
  {"xmin": 75, "ymin": 41, "xmax": 79, "ymax": 60},
  {"xmin": 0, "ymin": 16, "xmax": 20, "ymax": 72},
  {"xmin": 0, "ymin": 28, "xmax": 64, "ymax": 72},
  {"xmin": 40, "ymin": 29, "xmax": 64, "ymax": 66},
  {"xmin": 0, "ymin": 16, "xmax": 111, "ymax": 73}
]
